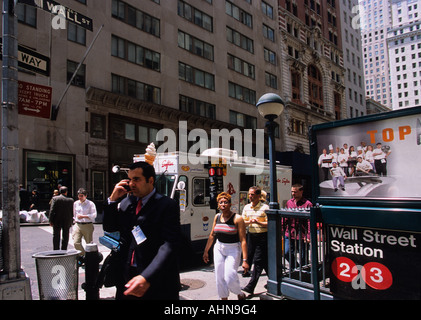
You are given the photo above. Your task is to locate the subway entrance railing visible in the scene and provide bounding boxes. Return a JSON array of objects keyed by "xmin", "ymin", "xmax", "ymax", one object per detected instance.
[{"xmin": 266, "ymin": 207, "xmax": 332, "ymax": 300}]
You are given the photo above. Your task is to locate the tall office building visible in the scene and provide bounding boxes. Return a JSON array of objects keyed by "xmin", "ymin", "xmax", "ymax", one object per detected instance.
[
  {"xmin": 1, "ymin": 0, "xmax": 282, "ymax": 209},
  {"xmin": 387, "ymin": 0, "xmax": 421, "ymax": 109},
  {"xmin": 339, "ymin": 0, "xmax": 367, "ymax": 118},
  {"xmin": 359, "ymin": 0, "xmax": 393, "ymax": 109}
]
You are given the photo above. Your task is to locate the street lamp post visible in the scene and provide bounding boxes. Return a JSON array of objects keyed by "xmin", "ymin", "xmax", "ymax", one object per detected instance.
[{"xmin": 256, "ymin": 93, "xmax": 285, "ymax": 297}]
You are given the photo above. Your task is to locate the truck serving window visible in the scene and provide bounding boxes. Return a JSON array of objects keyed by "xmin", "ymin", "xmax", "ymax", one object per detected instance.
[
  {"xmin": 155, "ymin": 174, "xmax": 176, "ymax": 197},
  {"xmin": 193, "ymin": 177, "xmax": 210, "ymax": 206}
]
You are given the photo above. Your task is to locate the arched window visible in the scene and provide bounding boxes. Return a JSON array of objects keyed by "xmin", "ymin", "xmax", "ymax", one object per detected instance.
[{"xmin": 308, "ymin": 65, "xmax": 324, "ymax": 110}]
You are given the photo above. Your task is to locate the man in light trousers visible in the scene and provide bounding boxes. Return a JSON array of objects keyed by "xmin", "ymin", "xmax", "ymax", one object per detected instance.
[{"xmin": 73, "ymin": 188, "xmax": 97, "ymax": 256}]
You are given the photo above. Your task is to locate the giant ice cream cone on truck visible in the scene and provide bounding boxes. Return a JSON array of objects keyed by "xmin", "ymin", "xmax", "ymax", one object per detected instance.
[{"xmin": 144, "ymin": 142, "xmax": 156, "ymax": 165}]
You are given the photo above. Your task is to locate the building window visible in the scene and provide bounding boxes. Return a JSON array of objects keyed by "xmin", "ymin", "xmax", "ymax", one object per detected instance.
[
  {"xmin": 178, "ymin": 0, "xmax": 213, "ymax": 32},
  {"xmin": 17, "ymin": 3, "xmax": 37, "ymax": 27},
  {"xmin": 291, "ymin": 71, "xmax": 301, "ymax": 103},
  {"xmin": 178, "ymin": 62, "xmax": 215, "ymax": 90},
  {"xmin": 225, "ymin": 1, "xmax": 253, "ymax": 28},
  {"xmin": 308, "ymin": 65, "xmax": 324, "ymax": 110},
  {"xmin": 68, "ymin": 22, "xmax": 86, "ymax": 45},
  {"xmin": 110, "ymin": 119, "xmax": 160, "ymax": 145},
  {"xmin": 92, "ymin": 171, "xmax": 105, "ymax": 201},
  {"xmin": 178, "ymin": 30, "xmax": 214, "ymax": 61},
  {"xmin": 290, "ymin": 118, "xmax": 306, "ymax": 135},
  {"xmin": 226, "ymin": 27, "xmax": 254, "ymax": 53},
  {"xmin": 112, "ymin": 0, "xmax": 160, "ymax": 37},
  {"xmin": 228, "ymin": 82, "xmax": 256, "ymax": 105},
  {"xmin": 229, "ymin": 110, "xmax": 257, "ymax": 129},
  {"xmin": 265, "ymin": 72, "xmax": 277, "ymax": 89},
  {"xmin": 112, "ymin": 35, "xmax": 160, "ymax": 71},
  {"xmin": 227, "ymin": 54, "xmax": 255, "ymax": 79},
  {"xmin": 264, "ymin": 47, "xmax": 276, "ymax": 65},
  {"xmin": 67, "ymin": 60, "xmax": 86, "ymax": 87},
  {"xmin": 262, "ymin": 1, "xmax": 274, "ymax": 19},
  {"xmin": 334, "ymin": 91, "xmax": 341, "ymax": 120},
  {"xmin": 24, "ymin": 150, "xmax": 74, "ymax": 210},
  {"xmin": 112, "ymin": 74, "xmax": 161, "ymax": 104},
  {"xmin": 263, "ymin": 24, "xmax": 275, "ymax": 42},
  {"xmin": 179, "ymin": 95, "xmax": 216, "ymax": 119},
  {"xmin": 90, "ymin": 114, "xmax": 106, "ymax": 139}
]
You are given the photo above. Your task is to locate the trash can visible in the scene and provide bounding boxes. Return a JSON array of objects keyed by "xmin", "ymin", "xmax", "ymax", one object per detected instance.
[{"xmin": 32, "ymin": 250, "xmax": 80, "ymax": 300}]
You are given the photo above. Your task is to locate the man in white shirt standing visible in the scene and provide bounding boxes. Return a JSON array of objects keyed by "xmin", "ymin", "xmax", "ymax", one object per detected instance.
[
  {"xmin": 73, "ymin": 188, "xmax": 97, "ymax": 256},
  {"xmin": 373, "ymin": 142, "xmax": 391, "ymax": 176},
  {"xmin": 318, "ymin": 148, "xmax": 332, "ymax": 181}
]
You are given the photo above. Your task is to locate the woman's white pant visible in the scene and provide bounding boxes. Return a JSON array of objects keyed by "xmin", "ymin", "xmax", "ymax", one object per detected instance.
[{"xmin": 213, "ymin": 240, "xmax": 242, "ymax": 299}]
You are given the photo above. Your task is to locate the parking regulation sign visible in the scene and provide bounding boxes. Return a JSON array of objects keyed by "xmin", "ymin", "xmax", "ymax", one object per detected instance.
[{"xmin": 18, "ymin": 81, "xmax": 52, "ymax": 119}]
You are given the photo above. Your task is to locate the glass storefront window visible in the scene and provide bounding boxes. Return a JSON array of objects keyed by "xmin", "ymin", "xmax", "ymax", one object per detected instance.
[
  {"xmin": 25, "ymin": 151, "xmax": 74, "ymax": 211},
  {"xmin": 92, "ymin": 171, "xmax": 105, "ymax": 201}
]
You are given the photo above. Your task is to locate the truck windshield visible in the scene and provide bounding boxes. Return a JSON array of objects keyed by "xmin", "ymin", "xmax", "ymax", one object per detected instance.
[{"xmin": 155, "ymin": 174, "xmax": 176, "ymax": 197}]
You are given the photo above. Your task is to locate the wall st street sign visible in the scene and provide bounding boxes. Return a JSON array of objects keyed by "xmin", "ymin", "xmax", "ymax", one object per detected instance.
[{"xmin": 19, "ymin": 0, "xmax": 93, "ymax": 31}]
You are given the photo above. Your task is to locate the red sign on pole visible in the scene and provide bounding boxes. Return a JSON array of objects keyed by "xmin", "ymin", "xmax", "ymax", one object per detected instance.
[{"xmin": 18, "ymin": 80, "xmax": 52, "ymax": 119}]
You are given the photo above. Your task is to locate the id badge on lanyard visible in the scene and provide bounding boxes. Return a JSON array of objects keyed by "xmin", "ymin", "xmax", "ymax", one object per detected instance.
[{"xmin": 132, "ymin": 225, "xmax": 147, "ymax": 245}]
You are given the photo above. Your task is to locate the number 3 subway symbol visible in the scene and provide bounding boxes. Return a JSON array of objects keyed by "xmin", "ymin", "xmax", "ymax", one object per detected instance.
[{"xmin": 331, "ymin": 257, "xmax": 393, "ymax": 290}]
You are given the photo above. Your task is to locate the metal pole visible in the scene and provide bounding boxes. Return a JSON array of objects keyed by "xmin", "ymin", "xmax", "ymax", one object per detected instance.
[
  {"xmin": 82, "ymin": 243, "xmax": 102, "ymax": 300},
  {"xmin": 1, "ymin": 0, "xmax": 22, "ymax": 281},
  {"xmin": 0, "ymin": 0, "xmax": 31, "ymax": 299},
  {"xmin": 265, "ymin": 117, "xmax": 282, "ymax": 297},
  {"xmin": 310, "ymin": 207, "xmax": 320, "ymax": 300},
  {"xmin": 266, "ymin": 118, "xmax": 279, "ymax": 210}
]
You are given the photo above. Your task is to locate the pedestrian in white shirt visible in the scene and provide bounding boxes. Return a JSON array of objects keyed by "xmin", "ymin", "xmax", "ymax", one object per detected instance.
[{"xmin": 73, "ymin": 188, "xmax": 97, "ymax": 256}]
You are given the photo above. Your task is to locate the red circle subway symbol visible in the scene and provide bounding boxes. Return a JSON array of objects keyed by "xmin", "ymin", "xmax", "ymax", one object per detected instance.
[{"xmin": 331, "ymin": 257, "xmax": 358, "ymax": 283}]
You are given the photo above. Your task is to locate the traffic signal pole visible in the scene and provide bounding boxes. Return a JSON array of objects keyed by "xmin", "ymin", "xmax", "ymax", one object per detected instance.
[{"xmin": 0, "ymin": 0, "xmax": 32, "ymax": 299}]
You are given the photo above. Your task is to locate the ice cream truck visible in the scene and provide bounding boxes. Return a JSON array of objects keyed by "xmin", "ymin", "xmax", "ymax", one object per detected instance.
[{"xmin": 128, "ymin": 148, "xmax": 292, "ymax": 254}]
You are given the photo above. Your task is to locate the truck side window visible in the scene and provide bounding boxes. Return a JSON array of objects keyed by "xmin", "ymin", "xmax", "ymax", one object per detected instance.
[{"xmin": 193, "ymin": 177, "xmax": 210, "ymax": 206}]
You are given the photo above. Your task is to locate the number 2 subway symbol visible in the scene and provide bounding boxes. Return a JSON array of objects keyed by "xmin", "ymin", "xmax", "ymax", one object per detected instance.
[{"xmin": 331, "ymin": 257, "xmax": 393, "ymax": 290}]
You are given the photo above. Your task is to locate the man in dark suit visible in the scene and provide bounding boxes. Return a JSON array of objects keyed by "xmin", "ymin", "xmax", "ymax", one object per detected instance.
[
  {"xmin": 49, "ymin": 186, "xmax": 74, "ymax": 250},
  {"xmin": 103, "ymin": 161, "xmax": 181, "ymax": 300}
]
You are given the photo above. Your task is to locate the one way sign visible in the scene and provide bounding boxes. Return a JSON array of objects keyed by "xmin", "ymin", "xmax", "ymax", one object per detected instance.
[{"xmin": 0, "ymin": 38, "xmax": 51, "ymax": 76}]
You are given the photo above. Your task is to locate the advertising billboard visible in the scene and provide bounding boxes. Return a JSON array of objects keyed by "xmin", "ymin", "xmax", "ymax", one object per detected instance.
[{"xmin": 310, "ymin": 107, "xmax": 421, "ymax": 204}]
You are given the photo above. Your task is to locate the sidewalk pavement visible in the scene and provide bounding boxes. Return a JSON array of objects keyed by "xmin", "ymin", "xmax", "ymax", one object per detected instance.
[
  {"xmin": 78, "ymin": 264, "xmax": 269, "ymax": 301},
  {"xmin": 22, "ymin": 222, "xmax": 270, "ymax": 301}
]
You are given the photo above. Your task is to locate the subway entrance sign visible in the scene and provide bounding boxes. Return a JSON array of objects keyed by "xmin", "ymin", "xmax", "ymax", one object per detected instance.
[
  {"xmin": 328, "ymin": 223, "xmax": 421, "ymax": 299},
  {"xmin": 309, "ymin": 106, "xmax": 421, "ymax": 300}
]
